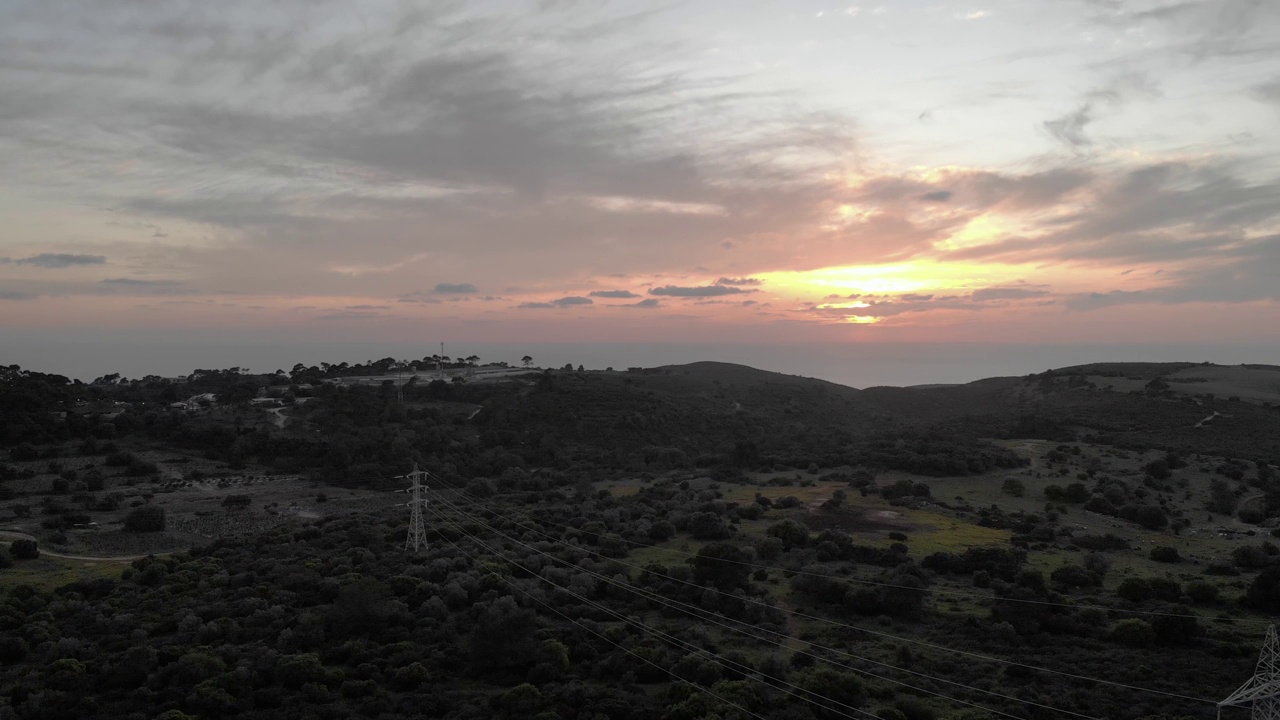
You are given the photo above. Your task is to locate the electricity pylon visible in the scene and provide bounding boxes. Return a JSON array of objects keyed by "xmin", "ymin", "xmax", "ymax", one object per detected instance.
[
  {"xmin": 1221, "ymin": 625, "xmax": 1280, "ymax": 720},
  {"xmin": 403, "ymin": 463, "xmax": 429, "ymax": 552}
]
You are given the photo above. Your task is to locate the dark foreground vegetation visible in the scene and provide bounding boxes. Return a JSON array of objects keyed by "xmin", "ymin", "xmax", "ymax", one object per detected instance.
[{"xmin": 3, "ymin": 360, "xmax": 1280, "ymax": 720}]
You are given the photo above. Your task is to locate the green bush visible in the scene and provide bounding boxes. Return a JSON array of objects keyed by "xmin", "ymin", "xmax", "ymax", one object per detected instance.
[
  {"xmin": 1110, "ymin": 619, "xmax": 1156, "ymax": 647},
  {"xmin": 123, "ymin": 506, "xmax": 166, "ymax": 532}
]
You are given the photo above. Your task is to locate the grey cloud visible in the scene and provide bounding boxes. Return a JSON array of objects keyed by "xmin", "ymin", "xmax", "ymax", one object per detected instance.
[
  {"xmin": 969, "ymin": 287, "xmax": 1050, "ymax": 302},
  {"xmin": 518, "ymin": 296, "xmax": 594, "ymax": 309},
  {"xmin": 589, "ymin": 289, "xmax": 640, "ymax": 298},
  {"xmin": 649, "ymin": 285, "xmax": 753, "ymax": 297},
  {"xmin": 1, "ymin": 253, "xmax": 108, "ymax": 268},
  {"xmin": 948, "ymin": 160, "xmax": 1280, "ymax": 266},
  {"xmin": 0, "ymin": 290, "xmax": 37, "ymax": 300},
  {"xmin": 1064, "ymin": 234, "xmax": 1280, "ymax": 309},
  {"xmin": 0, "ymin": 1, "xmax": 863, "ymax": 300},
  {"xmin": 1256, "ymin": 77, "xmax": 1280, "ymax": 104},
  {"xmin": 101, "ymin": 278, "xmax": 182, "ymax": 287},
  {"xmin": 715, "ymin": 277, "xmax": 763, "ymax": 286},
  {"xmin": 345, "ymin": 304, "xmax": 389, "ymax": 310},
  {"xmin": 622, "ymin": 298, "xmax": 661, "ymax": 308},
  {"xmin": 852, "ymin": 167, "xmax": 1093, "ymax": 217},
  {"xmin": 434, "ymin": 282, "xmax": 478, "ymax": 294},
  {"xmin": 317, "ymin": 311, "xmax": 383, "ymax": 321},
  {"xmin": 1043, "ymin": 104, "xmax": 1095, "ymax": 147},
  {"xmin": 1043, "ymin": 73, "xmax": 1160, "ymax": 148},
  {"xmin": 1082, "ymin": 0, "xmax": 1280, "ymax": 60}
]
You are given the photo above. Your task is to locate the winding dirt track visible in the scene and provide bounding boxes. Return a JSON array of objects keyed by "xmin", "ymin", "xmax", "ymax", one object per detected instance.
[{"xmin": 0, "ymin": 530, "xmax": 163, "ymax": 563}]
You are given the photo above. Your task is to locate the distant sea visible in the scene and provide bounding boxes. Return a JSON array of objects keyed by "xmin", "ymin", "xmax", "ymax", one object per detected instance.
[{"xmin": 6, "ymin": 335, "xmax": 1279, "ymax": 389}]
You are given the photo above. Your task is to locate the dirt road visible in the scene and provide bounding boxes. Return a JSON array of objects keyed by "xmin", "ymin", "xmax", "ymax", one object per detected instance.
[{"xmin": 0, "ymin": 530, "xmax": 158, "ymax": 563}]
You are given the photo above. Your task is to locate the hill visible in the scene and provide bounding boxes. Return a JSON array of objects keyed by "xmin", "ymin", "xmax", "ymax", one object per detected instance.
[{"xmin": 4, "ymin": 358, "xmax": 1280, "ymax": 720}]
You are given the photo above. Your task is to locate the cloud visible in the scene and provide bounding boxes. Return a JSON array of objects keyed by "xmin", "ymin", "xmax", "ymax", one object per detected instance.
[
  {"xmin": 715, "ymin": 276, "xmax": 763, "ymax": 286},
  {"xmin": 1255, "ymin": 77, "xmax": 1280, "ymax": 104},
  {"xmin": 920, "ymin": 190, "xmax": 952, "ymax": 202},
  {"xmin": 622, "ymin": 298, "xmax": 661, "ymax": 308},
  {"xmin": 1042, "ymin": 73, "xmax": 1160, "ymax": 148},
  {"xmin": 434, "ymin": 282, "xmax": 478, "ymax": 294},
  {"xmin": 317, "ymin": 311, "xmax": 383, "ymax": 321},
  {"xmin": 946, "ymin": 160, "xmax": 1280, "ymax": 267},
  {"xmin": 1043, "ymin": 104, "xmax": 1095, "ymax": 147},
  {"xmin": 969, "ymin": 286, "xmax": 1050, "ymax": 302},
  {"xmin": 589, "ymin": 289, "xmax": 640, "ymax": 298},
  {"xmin": 0, "ymin": 0, "xmax": 863, "ymax": 303},
  {"xmin": 0, "ymin": 290, "xmax": 37, "ymax": 300},
  {"xmin": 649, "ymin": 284, "xmax": 754, "ymax": 297},
  {"xmin": 0, "ymin": 253, "xmax": 107, "ymax": 268},
  {"xmin": 398, "ymin": 293, "xmax": 442, "ymax": 304},
  {"xmin": 101, "ymin": 278, "xmax": 182, "ymax": 287},
  {"xmin": 518, "ymin": 295, "xmax": 594, "ymax": 309}
]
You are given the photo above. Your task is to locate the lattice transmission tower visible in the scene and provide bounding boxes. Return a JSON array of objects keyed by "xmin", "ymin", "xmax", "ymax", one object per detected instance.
[
  {"xmin": 1221, "ymin": 625, "xmax": 1280, "ymax": 720},
  {"xmin": 403, "ymin": 463, "xmax": 429, "ymax": 552}
]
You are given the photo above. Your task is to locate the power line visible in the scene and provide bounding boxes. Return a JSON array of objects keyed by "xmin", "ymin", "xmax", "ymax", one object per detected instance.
[
  {"xmin": 420, "ymin": 472, "xmax": 1270, "ymax": 629},
  {"xmin": 426, "ymin": 525, "xmax": 774, "ymax": 720},
  {"xmin": 425, "ymin": 503, "xmax": 882, "ymax": 720},
  {"xmin": 426, "ymin": 488, "xmax": 1065, "ymax": 720},
  {"xmin": 424, "ymin": 477, "xmax": 1220, "ymax": 707}
]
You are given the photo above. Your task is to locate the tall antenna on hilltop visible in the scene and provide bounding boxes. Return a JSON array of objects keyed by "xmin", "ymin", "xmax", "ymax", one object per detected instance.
[
  {"xmin": 403, "ymin": 463, "xmax": 429, "ymax": 552},
  {"xmin": 1221, "ymin": 625, "xmax": 1280, "ymax": 720}
]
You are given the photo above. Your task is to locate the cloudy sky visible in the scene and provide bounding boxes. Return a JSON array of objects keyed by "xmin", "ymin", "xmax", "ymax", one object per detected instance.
[{"xmin": 3, "ymin": 0, "xmax": 1280, "ymax": 375}]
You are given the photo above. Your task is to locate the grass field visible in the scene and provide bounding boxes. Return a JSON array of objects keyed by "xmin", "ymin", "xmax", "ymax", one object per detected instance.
[{"xmin": 0, "ymin": 555, "xmax": 128, "ymax": 592}]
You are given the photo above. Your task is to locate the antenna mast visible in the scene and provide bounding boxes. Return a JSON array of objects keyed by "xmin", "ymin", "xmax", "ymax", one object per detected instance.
[{"xmin": 1221, "ymin": 625, "xmax": 1280, "ymax": 720}]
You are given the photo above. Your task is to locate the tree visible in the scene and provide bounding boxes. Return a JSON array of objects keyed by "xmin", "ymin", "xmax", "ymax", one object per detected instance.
[
  {"xmin": 1110, "ymin": 619, "xmax": 1156, "ymax": 647},
  {"xmin": 521, "ymin": 356, "xmax": 533, "ymax": 368},
  {"xmin": 1144, "ymin": 459, "xmax": 1171, "ymax": 480},
  {"xmin": 766, "ymin": 519, "xmax": 810, "ymax": 550},
  {"xmin": 10, "ymin": 539, "xmax": 38, "ymax": 560},
  {"xmin": 469, "ymin": 596, "xmax": 537, "ymax": 670},
  {"xmin": 1001, "ymin": 478, "xmax": 1025, "ymax": 497},
  {"xmin": 689, "ymin": 512, "xmax": 731, "ymax": 540},
  {"xmin": 648, "ymin": 520, "xmax": 675, "ymax": 541},
  {"xmin": 1244, "ymin": 568, "xmax": 1280, "ymax": 613},
  {"xmin": 691, "ymin": 543, "xmax": 752, "ymax": 590},
  {"xmin": 123, "ymin": 506, "xmax": 166, "ymax": 532},
  {"xmin": 1207, "ymin": 479, "xmax": 1237, "ymax": 514}
]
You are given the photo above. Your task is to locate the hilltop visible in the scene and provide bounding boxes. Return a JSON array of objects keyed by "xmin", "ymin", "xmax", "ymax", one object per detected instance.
[{"xmin": 3, "ymin": 358, "xmax": 1280, "ymax": 720}]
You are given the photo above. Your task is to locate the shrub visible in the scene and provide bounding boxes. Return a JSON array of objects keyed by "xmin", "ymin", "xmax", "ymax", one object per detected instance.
[
  {"xmin": 123, "ymin": 506, "xmax": 166, "ymax": 532},
  {"xmin": 1150, "ymin": 546, "xmax": 1181, "ymax": 563},
  {"xmin": 1244, "ymin": 569, "xmax": 1280, "ymax": 613},
  {"xmin": 10, "ymin": 539, "xmax": 39, "ymax": 560},
  {"xmin": 648, "ymin": 520, "xmax": 675, "ymax": 541},
  {"xmin": 1185, "ymin": 581, "xmax": 1219, "ymax": 604},
  {"xmin": 766, "ymin": 520, "xmax": 810, "ymax": 550},
  {"xmin": 1116, "ymin": 578, "xmax": 1153, "ymax": 602},
  {"xmin": 1110, "ymin": 619, "xmax": 1156, "ymax": 647},
  {"xmin": 1050, "ymin": 564, "xmax": 1098, "ymax": 589},
  {"xmin": 1133, "ymin": 505, "xmax": 1168, "ymax": 530}
]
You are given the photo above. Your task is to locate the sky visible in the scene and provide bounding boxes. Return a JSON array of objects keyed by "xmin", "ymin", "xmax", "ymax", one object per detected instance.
[{"xmin": 2, "ymin": 0, "xmax": 1280, "ymax": 383}]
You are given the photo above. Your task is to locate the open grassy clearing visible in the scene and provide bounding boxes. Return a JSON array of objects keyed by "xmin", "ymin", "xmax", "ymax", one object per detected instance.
[{"xmin": 0, "ymin": 554, "xmax": 130, "ymax": 592}]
